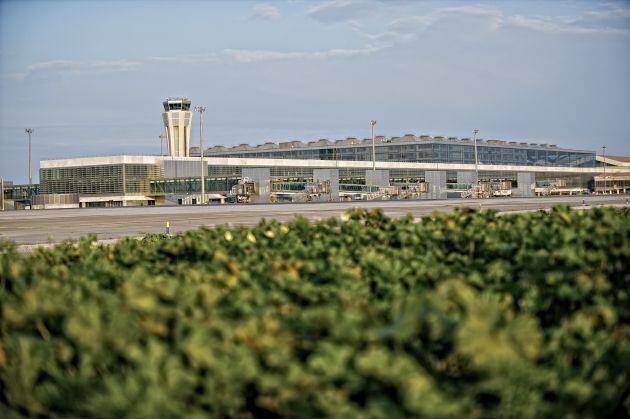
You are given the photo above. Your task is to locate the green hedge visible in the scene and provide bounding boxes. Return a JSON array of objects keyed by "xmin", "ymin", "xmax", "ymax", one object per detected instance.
[{"xmin": 1, "ymin": 206, "xmax": 629, "ymax": 418}]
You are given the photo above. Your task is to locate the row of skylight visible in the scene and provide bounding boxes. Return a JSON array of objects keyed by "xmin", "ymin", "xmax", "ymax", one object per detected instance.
[{"xmin": 190, "ymin": 134, "xmax": 561, "ymax": 153}]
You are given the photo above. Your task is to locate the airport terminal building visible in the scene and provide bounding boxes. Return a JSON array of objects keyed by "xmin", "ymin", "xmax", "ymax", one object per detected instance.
[
  {"xmin": 30, "ymin": 98, "xmax": 628, "ymax": 209},
  {"xmin": 36, "ymin": 139, "xmax": 625, "ymax": 209}
]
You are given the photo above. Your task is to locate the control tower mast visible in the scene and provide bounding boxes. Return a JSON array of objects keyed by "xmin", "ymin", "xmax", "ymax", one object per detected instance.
[{"xmin": 162, "ymin": 97, "xmax": 192, "ymax": 157}]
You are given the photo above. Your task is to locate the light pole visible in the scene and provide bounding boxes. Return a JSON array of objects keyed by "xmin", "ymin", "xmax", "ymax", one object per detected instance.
[
  {"xmin": 159, "ymin": 134, "xmax": 165, "ymax": 156},
  {"xmin": 473, "ymin": 128, "xmax": 480, "ymax": 194},
  {"xmin": 25, "ymin": 128, "xmax": 33, "ymax": 193},
  {"xmin": 370, "ymin": 120, "xmax": 377, "ymax": 172},
  {"xmin": 194, "ymin": 106, "xmax": 206, "ymax": 204},
  {"xmin": 602, "ymin": 144, "xmax": 606, "ymax": 195}
]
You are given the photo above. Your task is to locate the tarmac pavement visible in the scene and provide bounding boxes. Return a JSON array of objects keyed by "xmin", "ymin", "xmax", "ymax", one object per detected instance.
[{"xmin": 0, "ymin": 195, "xmax": 627, "ymax": 246}]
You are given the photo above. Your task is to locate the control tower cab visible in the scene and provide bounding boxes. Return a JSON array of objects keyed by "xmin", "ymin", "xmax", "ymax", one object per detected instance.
[{"xmin": 162, "ymin": 97, "xmax": 192, "ymax": 157}]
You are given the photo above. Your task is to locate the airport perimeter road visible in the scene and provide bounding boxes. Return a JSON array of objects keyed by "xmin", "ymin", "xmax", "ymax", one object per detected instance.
[{"xmin": 0, "ymin": 195, "xmax": 627, "ymax": 246}]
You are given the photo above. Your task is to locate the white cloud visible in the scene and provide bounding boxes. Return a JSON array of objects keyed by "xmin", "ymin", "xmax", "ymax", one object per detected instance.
[
  {"xmin": 507, "ymin": 15, "xmax": 571, "ymax": 33},
  {"xmin": 389, "ymin": 15, "xmax": 435, "ymax": 33},
  {"xmin": 16, "ymin": 59, "xmax": 140, "ymax": 80},
  {"xmin": 26, "ymin": 60, "xmax": 81, "ymax": 73},
  {"xmin": 584, "ymin": 2, "xmax": 630, "ymax": 20},
  {"xmin": 438, "ymin": 5, "xmax": 504, "ymax": 30},
  {"xmin": 355, "ymin": 4, "xmax": 629, "ymax": 43},
  {"xmin": 507, "ymin": 14, "xmax": 629, "ymax": 35},
  {"xmin": 307, "ymin": 0, "xmax": 369, "ymax": 24},
  {"xmin": 89, "ymin": 60, "xmax": 140, "ymax": 72},
  {"xmin": 149, "ymin": 53, "xmax": 218, "ymax": 64},
  {"xmin": 223, "ymin": 45, "xmax": 384, "ymax": 63},
  {"xmin": 251, "ymin": 4, "xmax": 281, "ymax": 21},
  {"xmin": 358, "ymin": 5, "xmax": 503, "ymax": 44}
]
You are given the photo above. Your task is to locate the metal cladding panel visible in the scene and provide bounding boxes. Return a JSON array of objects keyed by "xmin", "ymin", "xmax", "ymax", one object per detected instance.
[
  {"xmin": 425, "ymin": 170, "xmax": 447, "ymax": 199},
  {"xmin": 515, "ymin": 172, "xmax": 536, "ymax": 198},
  {"xmin": 163, "ymin": 159, "xmax": 206, "ymax": 179},
  {"xmin": 365, "ymin": 169, "xmax": 390, "ymax": 187},
  {"xmin": 457, "ymin": 171, "xmax": 478, "ymax": 185},
  {"xmin": 32, "ymin": 193, "xmax": 79, "ymax": 205}
]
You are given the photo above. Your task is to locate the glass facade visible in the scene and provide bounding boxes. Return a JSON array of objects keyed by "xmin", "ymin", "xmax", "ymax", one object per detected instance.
[
  {"xmin": 150, "ymin": 178, "xmax": 240, "ymax": 195},
  {"xmin": 389, "ymin": 169, "xmax": 425, "ymax": 183},
  {"xmin": 40, "ymin": 164, "xmax": 161, "ymax": 195},
  {"xmin": 41, "ymin": 165, "xmax": 124, "ymax": 195},
  {"xmin": 206, "ymin": 141, "xmax": 596, "ymax": 167},
  {"xmin": 162, "ymin": 98, "xmax": 191, "ymax": 111},
  {"xmin": 534, "ymin": 173, "xmax": 594, "ymax": 189},
  {"xmin": 2, "ymin": 184, "xmax": 39, "ymax": 200}
]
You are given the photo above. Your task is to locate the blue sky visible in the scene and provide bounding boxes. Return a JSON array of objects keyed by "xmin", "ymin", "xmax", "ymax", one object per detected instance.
[{"xmin": 1, "ymin": 0, "xmax": 629, "ymax": 183}]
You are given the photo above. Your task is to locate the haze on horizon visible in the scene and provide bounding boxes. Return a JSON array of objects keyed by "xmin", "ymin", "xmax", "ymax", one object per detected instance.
[{"xmin": 1, "ymin": 0, "xmax": 629, "ymax": 183}]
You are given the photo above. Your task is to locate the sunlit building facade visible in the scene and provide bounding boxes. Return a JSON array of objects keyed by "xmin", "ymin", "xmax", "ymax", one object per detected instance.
[
  {"xmin": 162, "ymin": 97, "xmax": 192, "ymax": 157},
  {"xmin": 200, "ymin": 135, "xmax": 596, "ymax": 167}
]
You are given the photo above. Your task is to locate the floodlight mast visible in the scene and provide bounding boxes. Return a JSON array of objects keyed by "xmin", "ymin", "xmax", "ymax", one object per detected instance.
[
  {"xmin": 473, "ymin": 128, "xmax": 480, "ymax": 194},
  {"xmin": 25, "ymin": 128, "xmax": 33, "ymax": 192},
  {"xmin": 194, "ymin": 106, "xmax": 207, "ymax": 204},
  {"xmin": 602, "ymin": 144, "xmax": 607, "ymax": 194},
  {"xmin": 370, "ymin": 120, "xmax": 377, "ymax": 173}
]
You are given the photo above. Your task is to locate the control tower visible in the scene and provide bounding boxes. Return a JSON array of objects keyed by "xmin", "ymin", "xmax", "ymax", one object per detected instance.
[{"xmin": 162, "ymin": 97, "xmax": 192, "ymax": 157}]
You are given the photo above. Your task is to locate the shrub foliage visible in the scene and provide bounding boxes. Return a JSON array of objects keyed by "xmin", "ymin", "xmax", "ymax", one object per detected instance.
[{"xmin": 1, "ymin": 206, "xmax": 629, "ymax": 418}]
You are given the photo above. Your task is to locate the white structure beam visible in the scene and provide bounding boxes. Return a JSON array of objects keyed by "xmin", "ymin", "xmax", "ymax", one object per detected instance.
[{"xmin": 40, "ymin": 155, "xmax": 628, "ymax": 175}]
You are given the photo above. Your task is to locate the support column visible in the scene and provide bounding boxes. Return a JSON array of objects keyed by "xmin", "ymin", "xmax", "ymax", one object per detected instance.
[
  {"xmin": 242, "ymin": 167, "xmax": 271, "ymax": 203},
  {"xmin": 365, "ymin": 169, "xmax": 390, "ymax": 188},
  {"xmin": 515, "ymin": 172, "xmax": 535, "ymax": 197},
  {"xmin": 313, "ymin": 168, "xmax": 340, "ymax": 201},
  {"xmin": 424, "ymin": 171, "xmax": 447, "ymax": 200}
]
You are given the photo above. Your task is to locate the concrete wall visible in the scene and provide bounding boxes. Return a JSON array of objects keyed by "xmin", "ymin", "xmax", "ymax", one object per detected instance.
[
  {"xmin": 424, "ymin": 170, "xmax": 447, "ymax": 199},
  {"xmin": 515, "ymin": 172, "xmax": 536, "ymax": 197},
  {"xmin": 32, "ymin": 193, "xmax": 79, "ymax": 206},
  {"xmin": 242, "ymin": 167, "xmax": 271, "ymax": 203},
  {"xmin": 162, "ymin": 110, "xmax": 192, "ymax": 157},
  {"xmin": 365, "ymin": 169, "xmax": 390, "ymax": 187},
  {"xmin": 313, "ymin": 168, "xmax": 340, "ymax": 201}
]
